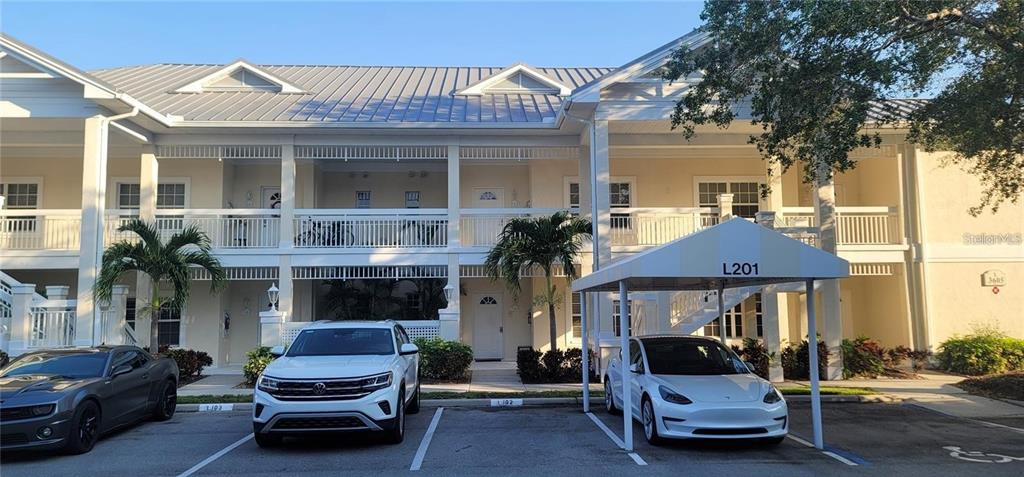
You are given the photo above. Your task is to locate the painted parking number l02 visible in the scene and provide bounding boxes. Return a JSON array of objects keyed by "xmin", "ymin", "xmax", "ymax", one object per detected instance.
[{"xmin": 722, "ymin": 262, "xmax": 759, "ymax": 276}]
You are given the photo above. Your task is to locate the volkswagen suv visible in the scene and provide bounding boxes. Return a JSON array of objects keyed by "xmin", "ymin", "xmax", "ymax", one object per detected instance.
[{"xmin": 252, "ymin": 321, "xmax": 420, "ymax": 447}]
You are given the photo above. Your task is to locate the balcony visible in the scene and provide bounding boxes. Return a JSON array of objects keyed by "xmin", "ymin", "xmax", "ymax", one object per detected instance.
[
  {"xmin": 295, "ymin": 209, "xmax": 447, "ymax": 248},
  {"xmin": 780, "ymin": 207, "xmax": 901, "ymax": 246},
  {"xmin": 105, "ymin": 209, "xmax": 281, "ymax": 249}
]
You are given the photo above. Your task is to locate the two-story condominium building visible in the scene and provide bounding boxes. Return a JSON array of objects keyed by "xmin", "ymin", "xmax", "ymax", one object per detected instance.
[{"xmin": 1, "ymin": 31, "xmax": 1021, "ymax": 378}]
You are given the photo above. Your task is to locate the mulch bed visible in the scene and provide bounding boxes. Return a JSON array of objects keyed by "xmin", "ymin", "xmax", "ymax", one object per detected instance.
[{"xmin": 957, "ymin": 372, "xmax": 1024, "ymax": 401}]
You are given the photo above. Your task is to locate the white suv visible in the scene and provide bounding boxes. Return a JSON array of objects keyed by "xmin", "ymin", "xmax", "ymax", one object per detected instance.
[{"xmin": 252, "ymin": 321, "xmax": 420, "ymax": 447}]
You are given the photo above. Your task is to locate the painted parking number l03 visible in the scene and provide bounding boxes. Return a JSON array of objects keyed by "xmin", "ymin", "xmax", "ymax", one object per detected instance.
[{"xmin": 722, "ymin": 262, "xmax": 759, "ymax": 276}]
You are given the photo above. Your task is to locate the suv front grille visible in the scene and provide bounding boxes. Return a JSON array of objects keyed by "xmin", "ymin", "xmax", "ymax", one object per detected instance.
[
  {"xmin": 269, "ymin": 376, "xmax": 382, "ymax": 401},
  {"xmin": 272, "ymin": 416, "xmax": 367, "ymax": 431}
]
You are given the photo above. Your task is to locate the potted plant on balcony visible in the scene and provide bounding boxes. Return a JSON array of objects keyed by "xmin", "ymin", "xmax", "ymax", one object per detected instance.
[
  {"xmin": 485, "ymin": 211, "xmax": 591, "ymax": 351},
  {"xmin": 95, "ymin": 219, "xmax": 226, "ymax": 354}
]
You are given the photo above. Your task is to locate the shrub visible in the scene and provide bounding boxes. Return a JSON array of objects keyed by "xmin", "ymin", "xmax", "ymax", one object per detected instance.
[
  {"xmin": 841, "ymin": 337, "xmax": 886, "ymax": 379},
  {"xmin": 516, "ymin": 348, "xmax": 545, "ymax": 383},
  {"xmin": 414, "ymin": 338, "xmax": 473, "ymax": 381},
  {"xmin": 0, "ymin": 349, "xmax": 9, "ymax": 369},
  {"xmin": 937, "ymin": 329, "xmax": 1024, "ymax": 376},
  {"xmin": 243, "ymin": 347, "xmax": 275, "ymax": 385},
  {"xmin": 781, "ymin": 338, "xmax": 829, "ymax": 380},
  {"xmin": 517, "ymin": 347, "xmax": 592, "ymax": 383},
  {"xmin": 164, "ymin": 348, "xmax": 214, "ymax": 379},
  {"xmin": 732, "ymin": 338, "xmax": 771, "ymax": 380}
]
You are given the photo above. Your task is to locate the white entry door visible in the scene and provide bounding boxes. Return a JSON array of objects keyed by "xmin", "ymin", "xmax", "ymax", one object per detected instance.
[
  {"xmin": 472, "ymin": 295, "xmax": 503, "ymax": 360},
  {"xmin": 262, "ymin": 187, "xmax": 282, "ymax": 209}
]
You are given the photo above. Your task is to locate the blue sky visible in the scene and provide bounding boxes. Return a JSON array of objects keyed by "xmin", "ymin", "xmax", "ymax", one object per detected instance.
[{"xmin": 0, "ymin": 1, "xmax": 705, "ymax": 70}]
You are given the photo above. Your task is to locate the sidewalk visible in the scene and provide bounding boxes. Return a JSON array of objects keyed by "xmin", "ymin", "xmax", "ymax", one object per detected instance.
[
  {"xmin": 178, "ymin": 374, "xmax": 251, "ymax": 396},
  {"xmin": 793, "ymin": 370, "xmax": 1024, "ymax": 419}
]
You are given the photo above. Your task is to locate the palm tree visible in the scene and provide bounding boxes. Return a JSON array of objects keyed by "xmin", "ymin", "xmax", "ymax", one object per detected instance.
[
  {"xmin": 95, "ymin": 220, "xmax": 226, "ymax": 354},
  {"xmin": 484, "ymin": 211, "xmax": 591, "ymax": 351}
]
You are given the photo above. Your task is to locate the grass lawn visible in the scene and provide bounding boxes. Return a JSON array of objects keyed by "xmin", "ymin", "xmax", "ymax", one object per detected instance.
[{"xmin": 176, "ymin": 386, "xmax": 876, "ymax": 404}]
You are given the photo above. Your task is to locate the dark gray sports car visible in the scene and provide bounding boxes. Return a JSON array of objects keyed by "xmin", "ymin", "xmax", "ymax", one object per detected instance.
[{"xmin": 0, "ymin": 346, "xmax": 179, "ymax": 454}]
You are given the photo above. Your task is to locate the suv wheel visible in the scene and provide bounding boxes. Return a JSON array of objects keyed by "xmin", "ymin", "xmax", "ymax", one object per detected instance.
[
  {"xmin": 384, "ymin": 390, "xmax": 406, "ymax": 444},
  {"xmin": 407, "ymin": 383, "xmax": 421, "ymax": 414}
]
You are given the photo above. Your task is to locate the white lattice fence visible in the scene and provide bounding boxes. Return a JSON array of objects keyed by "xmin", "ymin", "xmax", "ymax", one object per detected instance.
[
  {"xmin": 282, "ymin": 322, "xmax": 310, "ymax": 346},
  {"xmin": 398, "ymin": 321, "xmax": 440, "ymax": 341}
]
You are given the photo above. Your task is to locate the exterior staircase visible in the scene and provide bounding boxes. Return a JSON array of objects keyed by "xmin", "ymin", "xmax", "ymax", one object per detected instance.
[{"xmin": 668, "ymin": 281, "xmax": 820, "ymax": 335}]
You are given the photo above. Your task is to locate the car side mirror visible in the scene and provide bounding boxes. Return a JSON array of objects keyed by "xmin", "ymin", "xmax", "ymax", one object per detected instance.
[
  {"xmin": 628, "ymin": 363, "xmax": 641, "ymax": 374},
  {"xmin": 743, "ymin": 361, "xmax": 756, "ymax": 373},
  {"xmin": 269, "ymin": 346, "xmax": 285, "ymax": 358},
  {"xmin": 111, "ymin": 364, "xmax": 132, "ymax": 378},
  {"xmin": 399, "ymin": 343, "xmax": 419, "ymax": 356}
]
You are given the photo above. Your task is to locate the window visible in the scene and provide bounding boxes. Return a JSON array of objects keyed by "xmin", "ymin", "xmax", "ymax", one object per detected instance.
[
  {"xmin": 405, "ymin": 294, "xmax": 422, "ymax": 320},
  {"xmin": 570, "ymin": 293, "xmax": 582, "ymax": 338},
  {"xmin": 610, "ymin": 182, "xmax": 632, "ymax": 229},
  {"xmin": 356, "ymin": 191, "xmax": 371, "ymax": 209},
  {"xmin": 157, "ymin": 303, "xmax": 181, "ymax": 347},
  {"xmin": 754, "ymin": 293, "xmax": 764, "ymax": 338},
  {"xmin": 567, "ymin": 183, "xmax": 580, "ymax": 208},
  {"xmin": 628, "ymin": 340, "xmax": 644, "ymax": 372},
  {"xmin": 405, "ymin": 191, "xmax": 420, "ymax": 209},
  {"xmin": 116, "ymin": 182, "xmax": 187, "ymax": 209},
  {"xmin": 1, "ymin": 183, "xmax": 39, "ymax": 208},
  {"xmin": 697, "ymin": 181, "xmax": 761, "ymax": 218},
  {"xmin": 612, "ymin": 299, "xmax": 633, "ymax": 337},
  {"xmin": 206, "ymin": 68, "xmax": 279, "ymax": 91},
  {"xmin": 487, "ymin": 72, "xmax": 559, "ymax": 94},
  {"xmin": 125, "ymin": 298, "xmax": 137, "ymax": 330},
  {"xmin": 704, "ymin": 302, "xmax": 743, "ymax": 338}
]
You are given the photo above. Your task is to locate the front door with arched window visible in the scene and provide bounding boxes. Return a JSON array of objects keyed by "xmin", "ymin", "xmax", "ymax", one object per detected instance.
[{"xmin": 472, "ymin": 294, "xmax": 503, "ymax": 360}]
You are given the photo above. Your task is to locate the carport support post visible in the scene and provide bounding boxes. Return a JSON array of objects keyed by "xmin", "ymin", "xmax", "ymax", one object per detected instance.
[
  {"xmin": 716, "ymin": 282, "xmax": 727, "ymax": 345},
  {"xmin": 805, "ymin": 278, "xmax": 824, "ymax": 450},
  {"xmin": 618, "ymin": 280, "xmax": 633, "ymax": 452},
  {"xmin": 580, "ymin": 291, "xmax": 590, "ymax": 412}
]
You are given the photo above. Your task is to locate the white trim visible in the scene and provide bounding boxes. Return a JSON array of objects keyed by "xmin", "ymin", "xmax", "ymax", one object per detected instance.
[
  {"xmin": 456, "ymin": 63, "xmax": 573, "ymax": 96},
  {"xmin": 172, "ymin": 59, "xmax": 305, "ymax": 94},
  {"xmin": 110, "ymin": 177, "xmax": 191, "ymax": 209}
]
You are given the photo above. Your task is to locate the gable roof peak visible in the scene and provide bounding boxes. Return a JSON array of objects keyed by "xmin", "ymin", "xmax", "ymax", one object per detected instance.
[
  {"xmin": 173, "ymin": 59, "xmax": 305, "ymax": 94},
  {"xmin": 456, "ymin": 62, "xmax": 572, "ymax": 96}
]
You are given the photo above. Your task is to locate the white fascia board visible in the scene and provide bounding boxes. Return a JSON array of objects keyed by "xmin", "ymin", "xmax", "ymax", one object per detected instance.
[
  {"xmin": 456, "ymin": 63, "xmax": 572, "ymax": 96},
  {"xmin": 569, "ymin": 30, "xmax": 714, "ymax": 104},
  {"xmin": 173, "ymin": 59, "xmax": 305, "ymax": 94}
]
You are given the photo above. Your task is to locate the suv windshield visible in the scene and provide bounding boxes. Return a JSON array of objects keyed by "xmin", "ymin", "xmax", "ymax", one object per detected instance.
[
  {"xmin": 642, "ymin": 338, "xmax": 748, "ymax": 376},
  {"xmin": 0, "ymin": 352, "xmax": 109, "ymax": 379},
  {"xmin": 287, "ymin": 328, "xmax": 395, "ymax": 357}
]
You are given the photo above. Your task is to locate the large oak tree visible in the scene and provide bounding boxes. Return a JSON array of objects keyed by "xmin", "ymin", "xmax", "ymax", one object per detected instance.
[{"xmin": 663, "ymin": 0, "xmax": 1023, "ymax": 214}]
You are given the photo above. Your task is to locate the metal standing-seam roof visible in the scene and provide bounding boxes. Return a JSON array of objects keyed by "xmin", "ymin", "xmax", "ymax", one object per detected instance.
[{"xmin": 90, "ymin": 64, "xmax": 614, "ymax": 124}]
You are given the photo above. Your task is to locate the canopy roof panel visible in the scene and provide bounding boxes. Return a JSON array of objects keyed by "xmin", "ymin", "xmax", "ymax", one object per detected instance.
[{"xmin": 572, "ymin": 218, "xmax": 849, "ymax": 292}]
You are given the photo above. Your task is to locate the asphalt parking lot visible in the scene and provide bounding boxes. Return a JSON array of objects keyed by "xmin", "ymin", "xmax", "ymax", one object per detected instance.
[{"xmin": 2, "ymin": 402, "xmax": 1022, "ymax": 476}]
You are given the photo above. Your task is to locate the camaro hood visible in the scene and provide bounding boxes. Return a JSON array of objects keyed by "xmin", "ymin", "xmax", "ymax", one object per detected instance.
[
  {"xmin": 0, "ymin": 374, "xmax": 93, "ymax": 401},
  {"xmin": 263, "ymin": 355, "xmax": 395, "ymax": 380},
  {"xmin": 653, "ymin": 373, "xmax": 767, "ymax": 403}
]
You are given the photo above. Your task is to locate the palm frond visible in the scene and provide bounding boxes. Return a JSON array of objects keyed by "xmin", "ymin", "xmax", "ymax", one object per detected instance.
[
  {"xmin": 117, "ymin": 219, "xmax": 162, "ymax": 252},
  {"xmin": 164, "ymin": 225, "xmax": 213, "ymax": 253}
]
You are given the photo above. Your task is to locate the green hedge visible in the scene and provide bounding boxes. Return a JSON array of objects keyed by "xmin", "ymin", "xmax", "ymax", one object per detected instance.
[
  {"xmin": 164, "ymin": 348, "xmax": 213, "ymax": 379},
  {"xmin": 937, "ymin": 329, "xmax": 1024, "ymax": 376},
  {"xmin": 414, "ymin": 338, "xmax": 473, "ymax": 381},
  {"xmin": 243, "ymin": 347, "xmax": 275, "ymax": 385},
  {"xmin": 516, "ymin": 347, "xmax": 594, "ymax": 384}
]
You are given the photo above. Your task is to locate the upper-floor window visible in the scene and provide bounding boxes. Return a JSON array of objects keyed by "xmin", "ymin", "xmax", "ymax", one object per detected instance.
[
  {"xmin": 0, "ymin": 182, "xmax": 39, "ymax": 209},
  {"xmin": 704, "ymin": 302, "xmax": 743, "ymax": 338},
  {"xmin": 405, "ymin": 191, "xmax": 420, "ymax": 209},
  {"xmin": 570, "ymin": 292, "xmax": 582, "ymax": 338},
  {"xmin": 610, "ymin": 183, "xmax": 632, "ymax": 208},
  {"xmin": 612, "ymin": 299, "xmax": 634, "ymax": 337},
  {"xmin": 697, "ymin": 181, "xmax": 761, "ymax": 218},
  {"xmin": 568, "ymin": 183, "xmax": 580, "ymax": 209},
  {"xmin": 356, "ymin": 191, "xmax": 371, "ymax": 208},
  {"xmin": 117, "ymin": 183, "xmax": 187, "ymax": 209}
]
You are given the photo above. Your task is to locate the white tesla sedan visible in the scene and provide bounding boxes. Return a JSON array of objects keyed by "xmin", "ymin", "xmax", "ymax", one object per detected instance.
[{"xmin": 605, "ymin": 335, "xmax": 787, "ymax": 445}]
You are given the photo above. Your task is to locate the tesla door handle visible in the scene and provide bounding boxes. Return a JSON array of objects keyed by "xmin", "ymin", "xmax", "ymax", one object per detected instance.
[{"xmin": 499, "ymin": 326, "xmax": 503, "ymax": 333}]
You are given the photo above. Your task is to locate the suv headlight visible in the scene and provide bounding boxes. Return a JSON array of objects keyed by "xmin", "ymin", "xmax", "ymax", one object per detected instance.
[
  {"xmin": 763, "ymin": 385, "xmax": 783, "ymax": 404},
  {"xmin": 658, "ymin": 385, "xmax": 693, "ymax": 405},
  {"xmin": 257, "ymin": 375, "xmax": 280, "ymax": 392},
  {"xmin": 361, "ymin": 371, "xmax": 393, "ymax": 392}
]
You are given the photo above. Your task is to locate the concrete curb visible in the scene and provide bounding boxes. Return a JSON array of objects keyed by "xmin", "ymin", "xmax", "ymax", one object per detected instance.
[{"xmin": 177, "ymin": 394, "xmax": 899, "ymax": 412}]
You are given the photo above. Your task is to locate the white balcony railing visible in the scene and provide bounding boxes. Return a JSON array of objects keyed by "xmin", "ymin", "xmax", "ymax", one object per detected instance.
[
  {"xmin": 610, "ymin": 208, "xmax": 718, "ymax": 247},
  {"xmin": 459, "ymin": 208, "xmax": 571, "ymax": 247},
  {"xmin": 781, "ymin": 207, "xmax": 900, "ymax": 245},
  {"xmin": 0, "ymin": 210, "xmax": 82, "ymax": 250},
  {"xmin": 295, "ymin": 209, "xmax": 447, "ymax": 248},
  {"xmin": 105, "ymin": 209, "xmax": 280, "ymax": 249},
  {"xmin": 29, "ymin": 300, "xmax": 76, "ymax": 349}
]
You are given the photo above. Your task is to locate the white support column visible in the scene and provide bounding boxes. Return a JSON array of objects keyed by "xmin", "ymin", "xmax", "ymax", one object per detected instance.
[
  {"xmin": 439, "ymin": 254, "xmax": 461, "ymax": 340},
  {"xmin": 102, "ymin": 285, "xmax": 129, "ymax": 345},
  {"xmin": 277, "ymin": 256, "xmax": 293, "ymax": 321},
  {"xmin": 592, "ymin": 121, "xmax": 613, "ymax": 371},
  {"xmin": 805, "ymin": 279, "xmax": 824, "ymax": 450},
  {"xmin": 136, "ymin": 146, "xmax": 159, "ymax": 345},
  {"xmin": 717, "ymin": 193, "xmax": 734, "ymax": 220},
  {"xmin": 45, "ymin": 285, "xmax": 69, "ymax": 301},
  {"xmin": 717, "ymin": 283, "xmax": 727, "ymax": 344},
  {"xmin": 447, "ymin": 140, "xmax": 461, "ymax": 248},
  {"xmin": 580, "ymin": 291, "xmax": 590, "ymax": 412},
  {"xmin": 814, "ymin": 164, "xmax": 843, "ymax": 379},
  {"xmin": 75, "ymin": 115, "xmax": 107, "ymax": 347},
  {"xmin": 9, "ymin": 284, "xmax": 37, "ymax": 356},
  {"xmin": 259, "ymin": 310, "xmax": 286, "ymax": 347},
  {"xmin": 279, "ymin": 138, "xmax": 296, "ymax": 249},
  {"xmin": 618, "ymin": 280, "xmax": 633, "ymax": 452},
  {"xmin": 762, "ymin": 292, "xmax": 785, "ymax": 382}
]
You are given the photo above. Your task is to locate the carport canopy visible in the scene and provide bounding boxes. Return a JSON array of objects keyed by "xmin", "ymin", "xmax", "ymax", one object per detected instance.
[{"xmin": 572, "ymin": 217, "xmax": 850, "ymax": 451}]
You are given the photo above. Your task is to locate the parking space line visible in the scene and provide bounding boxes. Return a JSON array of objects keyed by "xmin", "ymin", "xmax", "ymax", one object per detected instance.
[
  {"xmin": 822, "ymin": 451, "xmax": 858, "ymax": 466},
  {"xmin": 788, "ymin": 433, "xmax": 864, "ymax": 466},
  {"xmin": 176, "ymin": 433, "xmax": 254, "ymax": 477},
  {"xmin": 586, "ymin": 412, "xmax": 624, "ymax": 448},
  {"xmin": 786, "ymin": 434, "xmax": 814, "ymax": 448},
  {"xmin": 973, "ymin": 419, "xmax": 1024, "ymax": 435},
  {"xmin": 410, "ymin": 407, "xmax": 444, "ymax": 471},
  {"xmin": 628, "ymin": 452, "xmax": 648, "ymax": 466}
]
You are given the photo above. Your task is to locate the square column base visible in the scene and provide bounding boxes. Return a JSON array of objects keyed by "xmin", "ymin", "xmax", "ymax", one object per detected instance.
[
  {"xmin": 438, "ymin": 309, "xmax": 460, "ymax": 341},
  {"xmin": 259, "ymin": 311, "xmax": 286, "ymax": 347}
]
